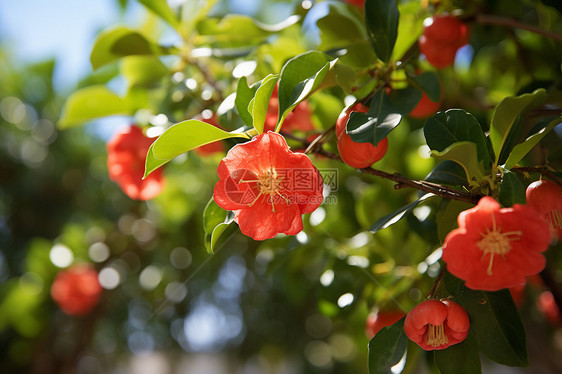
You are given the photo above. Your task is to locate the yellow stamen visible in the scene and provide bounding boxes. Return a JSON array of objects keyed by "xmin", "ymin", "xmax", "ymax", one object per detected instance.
[
  {"xmin": 426, "ymin": 323, "xmax": 448, "ymax": 347},
  {"xmin": 239, "ymin": 169, "xmax": 287, "ymax": 212},
  {"xmin": 476, "ymin": 213, "xmax": 522, "ymax": 276}
]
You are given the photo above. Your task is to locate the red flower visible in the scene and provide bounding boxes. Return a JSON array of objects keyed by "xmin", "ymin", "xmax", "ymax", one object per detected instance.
[
  {"xmin": 404, "ymin": 299, "xmax": 469, "ymax": 351},
  {"xmin": 336, "ymin": 104, "xmax": 389, "ymax": 168},
  {"xmin": 264, "ymin": 87, "xmax": 315, "ymax": 133},
  {"xmin": 526, "ymin": 179, "xmax": 562, "ymax": 239},
  {"xmin": 442, "ymin": 197, "xmax": 551, "ymax": 291},
  {"xmin": 51, "ymin": 265, "xmax": 103, "ymax": 316},
  {"xmin": 366, "ymin": 310, "xmax": 406, "ymax": 339},
  {"xmin": 419, "ymin": 15, "xmax": 469, "ymax": 69},
  {"xmin": 213, "ymin": 132, "xmax": 323, "ymax": 240},
  {"xmin": 107, "ymin": 125, "xmax": 165, "ymax": 200},
  {"xmin": 194, "ymin": 114, "xmax": 225, "ymax": 156}
]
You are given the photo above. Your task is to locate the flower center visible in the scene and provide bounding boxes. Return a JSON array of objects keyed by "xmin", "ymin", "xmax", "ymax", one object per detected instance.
[
  {"xmin": 258, "ymin": 170, "xmax": 283, "ymax": 195},
  {"xmin": 239, "ymin": 169, "xmax": 288, "ymax": 212},
  {"xmin": 426, "ymin": 323, "xmax": 448, "ymax": 347},
  {"xmin": 547, "ymin": 209, "xmax": 562, "ymax": 230},
  {"xmin": 476, "ymin": 213, "xmax": 522, "ymax": 276}
]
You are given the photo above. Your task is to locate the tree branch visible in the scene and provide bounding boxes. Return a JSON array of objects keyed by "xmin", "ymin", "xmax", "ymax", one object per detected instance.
[
  {"xmin": 283, "ymin": 132, "xmax": 481, "ymax": 205},
  {"xmin": 475, "ymin": 14, "xmax": 562, "ymax": 43}
]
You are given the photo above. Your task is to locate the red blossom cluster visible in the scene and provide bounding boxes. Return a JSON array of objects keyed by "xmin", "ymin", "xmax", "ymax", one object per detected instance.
[
  {"xmin": 51, "ymin": 265, "xmax": 102, "ymax": 316},
  {"xmin": 107, "ymin": 125, "xmax": 165, "ymax": 200}
]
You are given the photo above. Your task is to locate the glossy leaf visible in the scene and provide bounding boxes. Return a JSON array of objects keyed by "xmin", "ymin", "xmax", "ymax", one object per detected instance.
[
  {"xmin": 137, "ymin": 0, "xmax": 179, "ymax": 28},
  {"xmin": 203, "ymin": 198, "xmax": 236, "ymax": 254},
  {"xmin": 248, "ymin": 74, "xmax": 279, "ymax": 133},
  {"xmin": 489, "ymin": 89, "xmax": 547, "ymax": 165},
  {"xmin": 90, "ymin": 26, "xmax": 174, "ymax": 70},
  {"xmin": 317, "ymin": 4, "xmax": 366, "ymax": 50},
  {"xmin": 435, "ymin": 199, "xmax": 474, "ymax": 243},
  {"xmin": 391, "ymin": 1, "xmax": 422, "ymax": 59},
  {"xmin": 144, "ymin": 120, "xmax": 249, "ymax": 177},
  {"xmin": 368, "ymin": 318, "xmax": 407, "ymax": 374},
  {"xmin": 409, "ymin": 71, "xmax": 441, "ymax": 102},
  {"xmin": 370, "ymin": 193, "xmax": 435, "ymax": 234},
  {"xmin": 425, "ymin": 160, "xmax": 468, "ymax": 186},
  {"xmin": 434, "ymin": 332, "xmax": 482, "ymax": 374},
  {"xmin": 504, "ymin": 117, "xmax": 562, "ymax": 169},
  {"xmin": 235, "ymin": 77, "xmax": 260, "ymax": 127},
  {"xmin": 195, "ymin": 14, "xmax": 299, "ymax": 48},
  {"xmin": 365, "ymin": 0, "xmax": 399, "ymax": 62},
  {"xmin": 277, "ymin": 51, "xmax": 337, "ymax": 131},
  {"xmin": 430, "ymin": 142, "xmax": 486, "ymax": 186},
  {"xmin": 445, "ymin": 274, "xmax": 528, "ymax": 367},
  {"xmin": 121, "ymin": 55, "xmax": 167, "ymax": 87},
  {"xmin": 498, "ymin": 170, "xmax": 525, "ymax": 207},
  {"xmin": 347, "ymin": 90, "xmax": 404, "ymax": 145},
  {"xmin": 58, "ymin": 85, "xmax": 134, "ymax": 129},
  {"xmin": 424, "ymin": 109, "xmax": 492, "ymax": 170}
]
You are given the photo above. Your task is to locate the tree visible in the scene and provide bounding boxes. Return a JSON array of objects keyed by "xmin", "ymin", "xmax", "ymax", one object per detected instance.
[{"xmin": 2, "ymin": 0, "xmax": 562, "ymax": 373}]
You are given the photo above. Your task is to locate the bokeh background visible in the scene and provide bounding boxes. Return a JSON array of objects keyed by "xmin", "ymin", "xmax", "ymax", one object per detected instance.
[{"xmin": 1, "ymin": 1, "xmax": 562, "ymax": 373}]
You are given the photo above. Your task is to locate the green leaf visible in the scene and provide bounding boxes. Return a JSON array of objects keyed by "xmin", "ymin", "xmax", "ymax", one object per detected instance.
[
  {"xmin": 317, "ymin": 4, "xmax": 366, "ymax": 50},
  {"xmin": 277, "ymin": 51, "xmax": 337, "ymax": 131},
  {"xmin": 195, "ymin": 14, "xmax": 299, "ymax": 48},
  {"xmin": 137, "ymin": 0, "xmax": 179, "ymax": 28},
  {"xmin": 90, "ymin": 26, "xmax": 174, "ymax": 70},
  {"xmin": 365, "ymin": 0, "xmax": 399, "ymax": 62},
  {"xmin": 425, "ymin": 160, "xmax": 468, "ymax": 186},
  {"xmin": 498, "ymin": 170, "xmax": 526, "ymax": 207},
  {"xmin": 235, "ymin": 77, "xmax": 260, "ymax": 128},
  {"xmin": 248, "ymin": 74, "xmax": 279, "ymax": 133},
  {"xmin": 445, "ymin": 274, "xmax": 529, "ymax": 367},
  {"xmin": 370, "ymin": 193, "xmax": 435, "ymax": 234},
  {"xmin": 368, "ymin": 318, "xmax": 408, "ymax": 374},
  {"xmin": 58, "ymin": 85, "xmax": 134, "ymax": 129},
  {"xmin": 203, "ymin": 198, "xmax": 236, "ymax": 254},
  {"xmin": 424, "ymin": 109, "xmax": 492, "ymax": 170},
  {"xmin": 430, "ymin": 142, "xmax": 486, "ymax": 186},
  {"xmin": 144, "ymin": 120, "xmax": 249, "ymax": 177},
  {"xmin": 434, "ymin": 332, "xmax": 482, "ymax": 374},
  {"xmin": 435, "ymin": 199, "xmax": 474, "ymax": 243},
  {"xmin": 338, "ymin": 40, "xmax": 378, "ymax": 69},
  {"xmin": 347, "ymin": 90, "xmax": 404, "ymax": 145},
  {"xmin": 121, "ymin": 55, "xmax": 167, "ymax": 87},
  {"xmin": 489, "ymin": 88, "xmax": 547, "ymax": 166},
  {"xmin": 504, "ymin": 117, "xmax": 562, "ymax": 169},
  {"xmin": 409, "ymin": 71, "xmax": 441, "ymax": 102},
  {"xmin": 391, "ymin": 1, "xmax": 422, "ymax": 59}
]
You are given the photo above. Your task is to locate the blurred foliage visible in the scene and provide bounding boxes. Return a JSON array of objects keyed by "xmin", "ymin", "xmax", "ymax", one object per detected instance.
[{"xmin": 1, "ymin": 0, "xmax": 562, "ymax": 373}]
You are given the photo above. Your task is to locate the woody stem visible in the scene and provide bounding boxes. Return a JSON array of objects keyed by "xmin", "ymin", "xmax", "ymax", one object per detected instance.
[
  {"xmin": 427, "ymin": 268, "xmax": 447, "ymax": 300},
  {"xmin": 282, "ymin": 132, "xmax": 481, "ymax": 205},
  {"xmin": 474, "ymin": 14, "xmax": 562, "ymax": 43}
]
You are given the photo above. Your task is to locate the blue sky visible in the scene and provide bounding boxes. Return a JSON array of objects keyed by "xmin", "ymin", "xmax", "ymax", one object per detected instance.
[{"xmin": 0, "ymin": 0, "xmax": 144, "ymax": 91}]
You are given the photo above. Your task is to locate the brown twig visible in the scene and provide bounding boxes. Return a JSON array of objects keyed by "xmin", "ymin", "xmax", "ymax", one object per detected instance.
[
  {"xmin": 284, "ymin": 132, "xmax": 481, "ymax": 204},
  {"xmin": 475, "ymin": 14, "xmax": 562, "ymax": 43}
]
